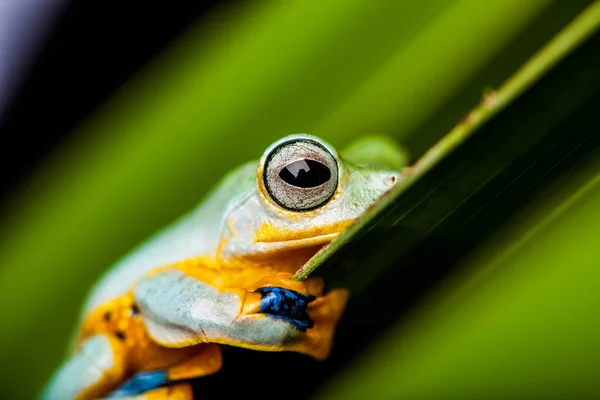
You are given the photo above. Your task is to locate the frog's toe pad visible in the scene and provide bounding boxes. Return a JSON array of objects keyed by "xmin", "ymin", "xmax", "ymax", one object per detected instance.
[
  {"xmin": 257, "ymin": 287, "xmax": 315, "ymax": 331},
  {"xmin": 107, "ymin": 370, "xmax": 167, "ymax": 398}
]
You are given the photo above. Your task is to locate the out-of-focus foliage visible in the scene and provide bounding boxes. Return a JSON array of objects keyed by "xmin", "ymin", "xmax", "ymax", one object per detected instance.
[
  {"xmin": 320, "ymin": 164, "xmax": 600, "ymax": 399},
  {"xmin": 0, "ymin": 0, "xmax": 595, "ymax": 398},
  {"xmin": 312, "ymin": 3, "xmax": 600, "ymax": 398}
]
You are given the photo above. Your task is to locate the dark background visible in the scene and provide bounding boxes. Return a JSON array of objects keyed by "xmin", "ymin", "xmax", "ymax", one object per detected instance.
[{"xmin": 0, "ymin": 0, "xmax": 240, "ymax": 207}]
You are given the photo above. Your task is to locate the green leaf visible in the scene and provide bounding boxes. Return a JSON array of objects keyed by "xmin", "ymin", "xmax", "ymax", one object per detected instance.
[
  {"xmin": 295, "ymin": 0, "xmax": 600, "ymax": 284},
  {"xmin": 310, "ymin": 2, "xmax": 600, "ymax": 398}
]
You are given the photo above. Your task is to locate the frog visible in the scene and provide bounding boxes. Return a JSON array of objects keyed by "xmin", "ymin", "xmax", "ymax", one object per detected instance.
[{"xmin": 40, "ymin": 133, "xmax": 405, "ymax": 400}]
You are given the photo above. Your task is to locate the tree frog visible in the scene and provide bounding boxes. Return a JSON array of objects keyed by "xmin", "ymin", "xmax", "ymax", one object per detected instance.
[{"xmin": 40, "ymin": 134, "xmax": 404, "ymax": 400}]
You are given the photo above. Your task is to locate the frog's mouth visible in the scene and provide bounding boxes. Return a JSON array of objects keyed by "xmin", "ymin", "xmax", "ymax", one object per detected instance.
[
  {"xmin": 248, "ymin": 231, "xmax": 340, "ymax": 272},
  {"xmin": 256, "ymin": 232, "xmax": 339, "ymax": 251},
  {"xmin": 253, "ymin": 219, "xmax": 353, "ymax": 252}
]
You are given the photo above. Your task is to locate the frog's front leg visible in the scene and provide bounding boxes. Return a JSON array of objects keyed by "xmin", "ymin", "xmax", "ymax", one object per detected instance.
[
  {"xmin": 106, "ymin": 343, "xmax": 221, "ymax": 399},
  {"xmin": 134, "ymin": 269, "xmax": 347, "ymax": 360}
]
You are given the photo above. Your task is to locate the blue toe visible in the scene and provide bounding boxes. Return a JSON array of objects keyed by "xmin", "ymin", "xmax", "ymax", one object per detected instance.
[
  {"xmin": 257, "ymin": 287, "xmax": 315, "ymax": 331},
  {"xmin": 107, "ymin": 370, "xmax": 168, "ymax": 397}
]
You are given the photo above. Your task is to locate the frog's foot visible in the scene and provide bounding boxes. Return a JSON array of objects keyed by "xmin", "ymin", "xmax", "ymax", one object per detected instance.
[
  {"xmin": 306, "ymin": 288, "xmax": 349, "ymax": 322},
  {"xmin": 107, "ymin": 344, "xmax": 221, "ymax": 399},
  {"xmin": 107, "ymin": 371, "xmax": 168, "ymax": 398},
  {"xmin": 256, "ymin": 286, "xmax": 316, "ymax": 331},
  {"xmin": 249, "ymin": 275, "xmax": 350, "ymax": 359},
  {"xmin": 291, "ymin": 288, "xmax": 350, "ymax": 361},
  {"xmin": 106, "ymin": 382, "xmax": 193, "ymax": 400}
]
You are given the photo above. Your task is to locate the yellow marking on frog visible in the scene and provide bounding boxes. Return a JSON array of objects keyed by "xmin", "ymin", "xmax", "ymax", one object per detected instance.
[
  {"xmin": 141, "ymin": 384, "xmax": 194, "ymax": 400},
  {"xmin": 254, "ymin": 219, "xmax": 353, "ymax": 243},
  {"xmin": 166, "ymin": 344, "xmax": 222, "ymax": 381},
  {"xmin": 141, "ymin": 254, "xmax": 319, "ymax": 294},
  {"xmin": 221, "ymin": 244, "xmax": 328, "ymax": 271},
  {"xmin": 145, "ymin": 257, "xmax": 282, "ymax": 289},
  {"xmin": 79, "ymin": 293, "xmax": 195, "ymax": 373}
]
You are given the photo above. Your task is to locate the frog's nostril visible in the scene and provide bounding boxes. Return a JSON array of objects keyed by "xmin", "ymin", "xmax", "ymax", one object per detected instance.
[{"xmin": 384, "ymin": 174, "xmax": 398, "ymax": 187}]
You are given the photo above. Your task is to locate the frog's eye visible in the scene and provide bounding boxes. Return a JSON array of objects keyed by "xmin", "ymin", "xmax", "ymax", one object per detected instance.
[{"xmin": 263, "ymin": 139, "xmax": 339, "ymax": 211}]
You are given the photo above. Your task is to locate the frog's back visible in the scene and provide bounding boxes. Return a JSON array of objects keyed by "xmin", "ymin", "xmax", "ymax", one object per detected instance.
[{"xmin": 82, "ymin": 162, "xmax": 256, "ymax": 315}]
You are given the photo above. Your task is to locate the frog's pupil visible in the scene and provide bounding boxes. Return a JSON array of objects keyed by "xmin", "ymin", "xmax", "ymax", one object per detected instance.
[{"xmin": 279, "ymin": 159, "xmax": 331, "ymax": 188}]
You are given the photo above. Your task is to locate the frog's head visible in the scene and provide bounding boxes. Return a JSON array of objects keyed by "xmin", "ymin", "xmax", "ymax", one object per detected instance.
[{"xmin": 217, "ymin": 134, "xmax": 403, "ymax": 270}]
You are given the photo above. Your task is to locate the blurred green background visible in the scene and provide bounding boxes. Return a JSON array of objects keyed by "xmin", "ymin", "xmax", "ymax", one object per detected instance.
[{"xmin": 0, "ymin": 0, "xmax": 598, "ymax": 398}]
